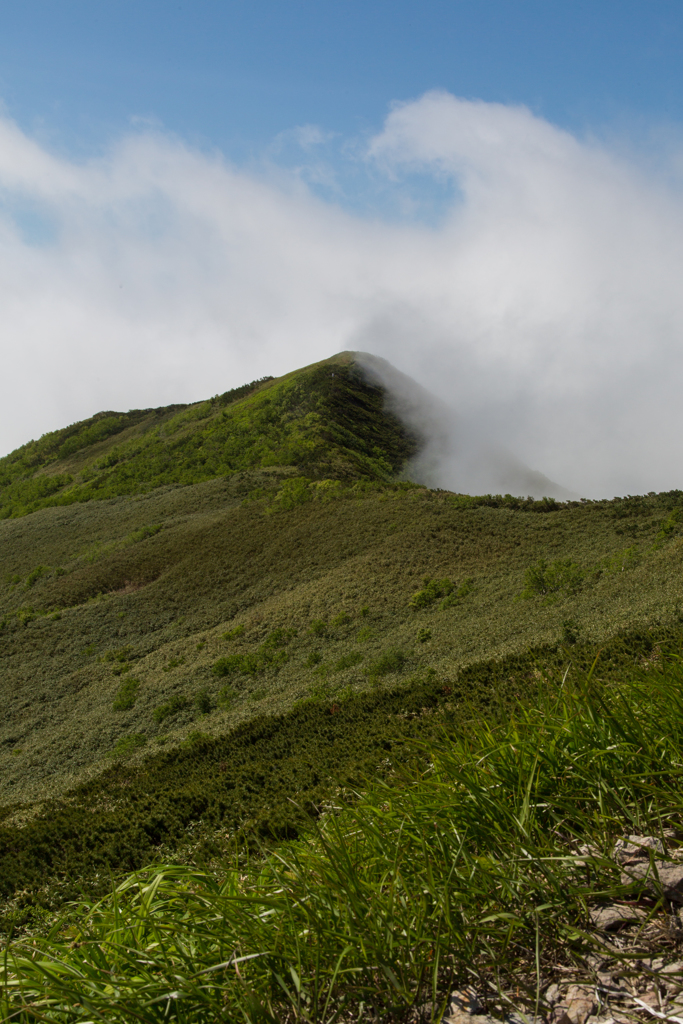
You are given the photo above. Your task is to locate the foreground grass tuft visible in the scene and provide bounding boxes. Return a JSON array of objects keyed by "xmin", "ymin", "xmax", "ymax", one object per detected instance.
[{"xmin": 4, "ymin": 650, "xmax": 683, "ymax": 1021}]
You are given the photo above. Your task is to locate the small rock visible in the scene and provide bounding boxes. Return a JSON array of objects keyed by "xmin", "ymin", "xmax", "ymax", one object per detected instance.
[
  {"xmin": 545, "ymin": 984, "xmax": 562, "ymax": 1006},
  {"xmin": 441, "ymin": 989, "xmax": 497, "ymax": 1024},
  {"xmin": 448, "ymin": 988, "xmax": 483, "ymax": 1015},
  {"xmin": 667, "ymin": 998, "xmax": 683, "ymax": 1020},
  {"xmin": 555, "ymin": 984, "xmax": 597, "ymax": 1024},
  {"xmin": 441, "ymin": 1012, "xmax": 497, "ymax": 1024},
  {"xmin": 636, "ymin": 988, "xmax": 660, "ymax": 1010},
  {"xmin": 621, "ymin": 860, "xmax": 683, "ymax": 902},
  {"xmin": 660, "ymin": 962, "xmax": 683, "ymax": 994},
  {"xmin": 615, "ymin": 835, "xmax": 664, "ymax": 866},
  {"xmin": 589, "ymin": 904, "xmax": 646, "ymax": 931}
]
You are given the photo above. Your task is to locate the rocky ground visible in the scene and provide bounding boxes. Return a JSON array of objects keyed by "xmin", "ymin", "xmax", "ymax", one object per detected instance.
[{"xmin": 436, "ymin": 835, "xmax": 683, "ymax": 1024}]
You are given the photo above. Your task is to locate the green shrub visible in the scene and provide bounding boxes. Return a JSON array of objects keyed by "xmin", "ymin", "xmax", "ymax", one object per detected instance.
[
  {"xmin": 333, "ymin": 651, "xmax": 364, "ymax": 672},
  {"xmin": 162, "ymin": 656, "xmax": 185, "ymax": 672},
  {"xmin": 218, "ymin": 685, "xmax": 237, "ymax": 709},
  {"xmin": 153, "ymin": 695, "xmax": 190, "ymax": 723},
  {"xmin": 367, "ymin": 649, "xmax": 406, "ymax": 678},
  {"xmin": 440, "ymin": 577, "xmax": 475, "ymax": 609},
  {"xmin": 112, "ymin": 679, "xmax": 140, "ymax": 711},
  {"xmin": 127, "ymin": 523, "xmax": 162, "ymax": 544},
  {"xmin": 521, "ymin": 558, "xmax": 584, "ymax": 599},
  {"xmin": 409, "ymin": 577, "xmax": 454, "ymax": 609},
  {"xmin": 181, "ymin": 730, "xmax": 210, "ymax": 749},
  {"xmin": 657, "ymin": 505, "xmax": 683, "ymax": 542},
  {"xmin": 213, "ymin": 653, "xmax": 258, "ymax": 677},
  {"xmin": 561, "ymin": 619, "xmax": 580, "ymax": 645},
  {"xmin": 601, "ymin": 544, "xmax": 641, "ymax": 572},
  {"xmin": 25, "ymin": 565, "xmax": 50, "ymax": 588},
  {"xmin": 276, "ymin": 477, "xmax": 312, "ymax": 511},
  {"xmin": 108, "ymin": 733, "xmax": 146, "ymax": 758},
  {"xmin": 306, "ymin": 651, "xmax": 322, "ymax": 667},
  {"xmin": 417, "ymin": 627, "xmax": 432, "ymax": 643},
  {"xmin": 309, "ymin": 619, "xmax": 328, "ymax": 637},
  {"xmin": 262, "ymin": 627, "xmax": 297, "ymax": 649},
  {"xmin": 194, "ymin": 689, "xmax": 213, "ymax": 714},
  {"xmin": 101, "ymin": 647, "xmax": 131, "ymax": 664},
  {"xmin": 331, "ymin": 611, "xmax": 351, "ymax": 627},
  {"xmin": 221, "ymin": 624, "xmax": 245, "ymax": 641}
]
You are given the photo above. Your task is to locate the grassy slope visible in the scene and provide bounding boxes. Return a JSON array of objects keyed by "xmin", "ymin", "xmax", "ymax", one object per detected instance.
[
  {"xmin": 0, "ymin": 352, "xmax": 417, "ymax": 519},
  {"xmin": 1, "ymin": 474, "xmax": 683, "ymax": 811},
  {"xmin": 3, "ymin": 352, "xmax": 683, "ymax": 967},
  {"xmin": 5, "ymin": 640, "xmax": 683, "ymax": 1022}
]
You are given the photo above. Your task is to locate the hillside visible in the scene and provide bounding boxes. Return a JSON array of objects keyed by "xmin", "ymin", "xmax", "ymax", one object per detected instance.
[
  {"xmin": 0, "ymin": 352, "xmax": 418, "ymax": 520},
  {"xmin": 3, "ymin": 352, "xmax": 683, "ymax": 1020},
  {"xmin": 2, "ymin": 352, "xmax": 683, "ymax": 804}
]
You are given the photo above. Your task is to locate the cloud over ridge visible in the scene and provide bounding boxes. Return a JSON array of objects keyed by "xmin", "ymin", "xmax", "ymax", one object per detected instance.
[{"xmin": 1, "ymin": 91, "xmax": 683, "ymax": 498}]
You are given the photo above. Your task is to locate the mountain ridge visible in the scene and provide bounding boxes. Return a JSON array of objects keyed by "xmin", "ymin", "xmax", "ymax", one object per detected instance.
[{"xmin": 0, "ymin": 352, "xmax": 420, "ymax": 519}]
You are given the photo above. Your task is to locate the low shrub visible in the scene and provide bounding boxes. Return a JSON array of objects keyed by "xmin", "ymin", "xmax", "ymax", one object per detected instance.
[
  {"xmin": 194, "ymin": 689, "xmax": 213, "ymax": 714},
  {"xmin": 333, "ymin": 651, "xmax": 364, "ymax": 672},
  {"xmin": 367, "ymin": 648, "xmax": 406, "ymax": 678},
  {"xmin": 521, "ymin": 558, "xmax": 585, "ymax": 599},
  {"xmin": 276, "ymin": 477, "xmax": 312, "ymax": 511},
  {"xmin": 108, "ymin": 734, "xmax": 146, "ymax": 758},
  {"xmin": 153, "ymin": 695, "xmax": 190, "ymax": 723},
  {"xmin": 221, "ymin": 624, "xmax": 245, "ymax": 641},
  {"xmin": 112, "ymin": 679, "xmax": 140, "ymax": 711},
  {"xmin": 162, "ymin": 656, "xmax": 185, "ymax": 672},
  {"xmin": 127, "ymin": 523, "xmax": 163, "ymax": 544},
  {"xmin": 440, "ymin": 577, "xmax": 474, "ymax": 609},
  {"xmin": 25, "ymin": 565, "xmax": 50, "ymax": 588},
  {"xmin": 409, "ymin": 577, "xmax": 454, "ymax": 609}
]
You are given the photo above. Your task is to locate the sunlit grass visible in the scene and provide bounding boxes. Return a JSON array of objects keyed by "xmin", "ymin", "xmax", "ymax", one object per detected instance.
[{"xmin": 4, "ymin": 651, "xmax": 683, "ymax": 1022}]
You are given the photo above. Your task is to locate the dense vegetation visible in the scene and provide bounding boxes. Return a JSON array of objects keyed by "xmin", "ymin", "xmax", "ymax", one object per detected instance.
[
  {"xmin": 2, "ymin": 352, "xmax": 683, "ymax": 1021},
  {"xmin": 4, "ymin": 631, "xmax": 683, "ymax": 1021},
  {"xmin": 0, "ymin": 355, "xmax": 418, "ymax": 519}
]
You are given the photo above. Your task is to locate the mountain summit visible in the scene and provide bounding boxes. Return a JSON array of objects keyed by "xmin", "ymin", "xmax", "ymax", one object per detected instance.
[
  {"xmin": 0, "ymin": 351, "xmax": 572, "ymax": 521},
  {"xmin": 0, "ymin": 352, "xmax": 420, "ymax": 519}
]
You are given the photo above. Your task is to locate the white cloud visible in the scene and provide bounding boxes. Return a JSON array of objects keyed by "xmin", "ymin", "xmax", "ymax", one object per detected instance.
[{"xmin": 1, "ymin": 91, "xmax": 683, "ymax": 498}]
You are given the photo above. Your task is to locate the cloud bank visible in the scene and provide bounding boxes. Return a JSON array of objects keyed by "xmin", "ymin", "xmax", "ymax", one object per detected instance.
[{"xmin": 1, "ymin": 91, "xmax": 683, "ymax": 498}]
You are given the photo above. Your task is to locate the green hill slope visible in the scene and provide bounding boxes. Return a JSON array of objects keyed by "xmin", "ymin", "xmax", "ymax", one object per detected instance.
[
  {"xmin": 2, "ymin": 351, "xmax": 683, "ymax": 949},
  {"xmin": 0, "ymin": 352, "xmax": 418, "ymax": 519}
]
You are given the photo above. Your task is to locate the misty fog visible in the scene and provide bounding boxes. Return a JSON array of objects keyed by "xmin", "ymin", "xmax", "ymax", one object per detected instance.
[{"xmin": 1, "ymin": 91, "xmax": 683, "ymax": 498}]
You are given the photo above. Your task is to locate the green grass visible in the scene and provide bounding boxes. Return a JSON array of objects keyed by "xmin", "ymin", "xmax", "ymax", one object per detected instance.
[
  {"xmin": 4, "ymin": 640, "xmax": 683, "ymax": 1022},
  {"xmin": 2, "ymin": 472, "xmax": 683, "ymax": 811},
  {"xmin": 0, "ymin": 355, "xmax": 418, "ymax": 519},
  {"xmin": 0, "ymin": 623, "xmax": 673, "ymax": 933},
  {"xmin": 3, "ymin": 353, "xmax": 683, "ymax": 1019}
]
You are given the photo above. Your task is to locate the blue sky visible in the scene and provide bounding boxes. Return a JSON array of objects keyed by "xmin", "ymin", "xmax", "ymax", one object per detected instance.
[
  {"xmin": 2, "ymin": 2, "xmax": 683, "ymax": 497},
  {"xmin": 2, "ymin": 1, "xmax": 682, "ymax": 171}
]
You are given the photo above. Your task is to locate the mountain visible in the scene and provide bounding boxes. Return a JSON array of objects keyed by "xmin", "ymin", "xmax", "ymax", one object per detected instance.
[
  {"xmin": 0, "ymin": 352, "xmax": 419, "ymax": 520},
  {"xmin": 1, "ymin": 353, "xmax": 683, "ymax": 945},
  {"xmin": 3, "ymin": 351, "xmax": 683, "ymax": 1018},
  {"xmin": 1, "ymin": 351, "xmax": 682, "ymax": 809}
]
